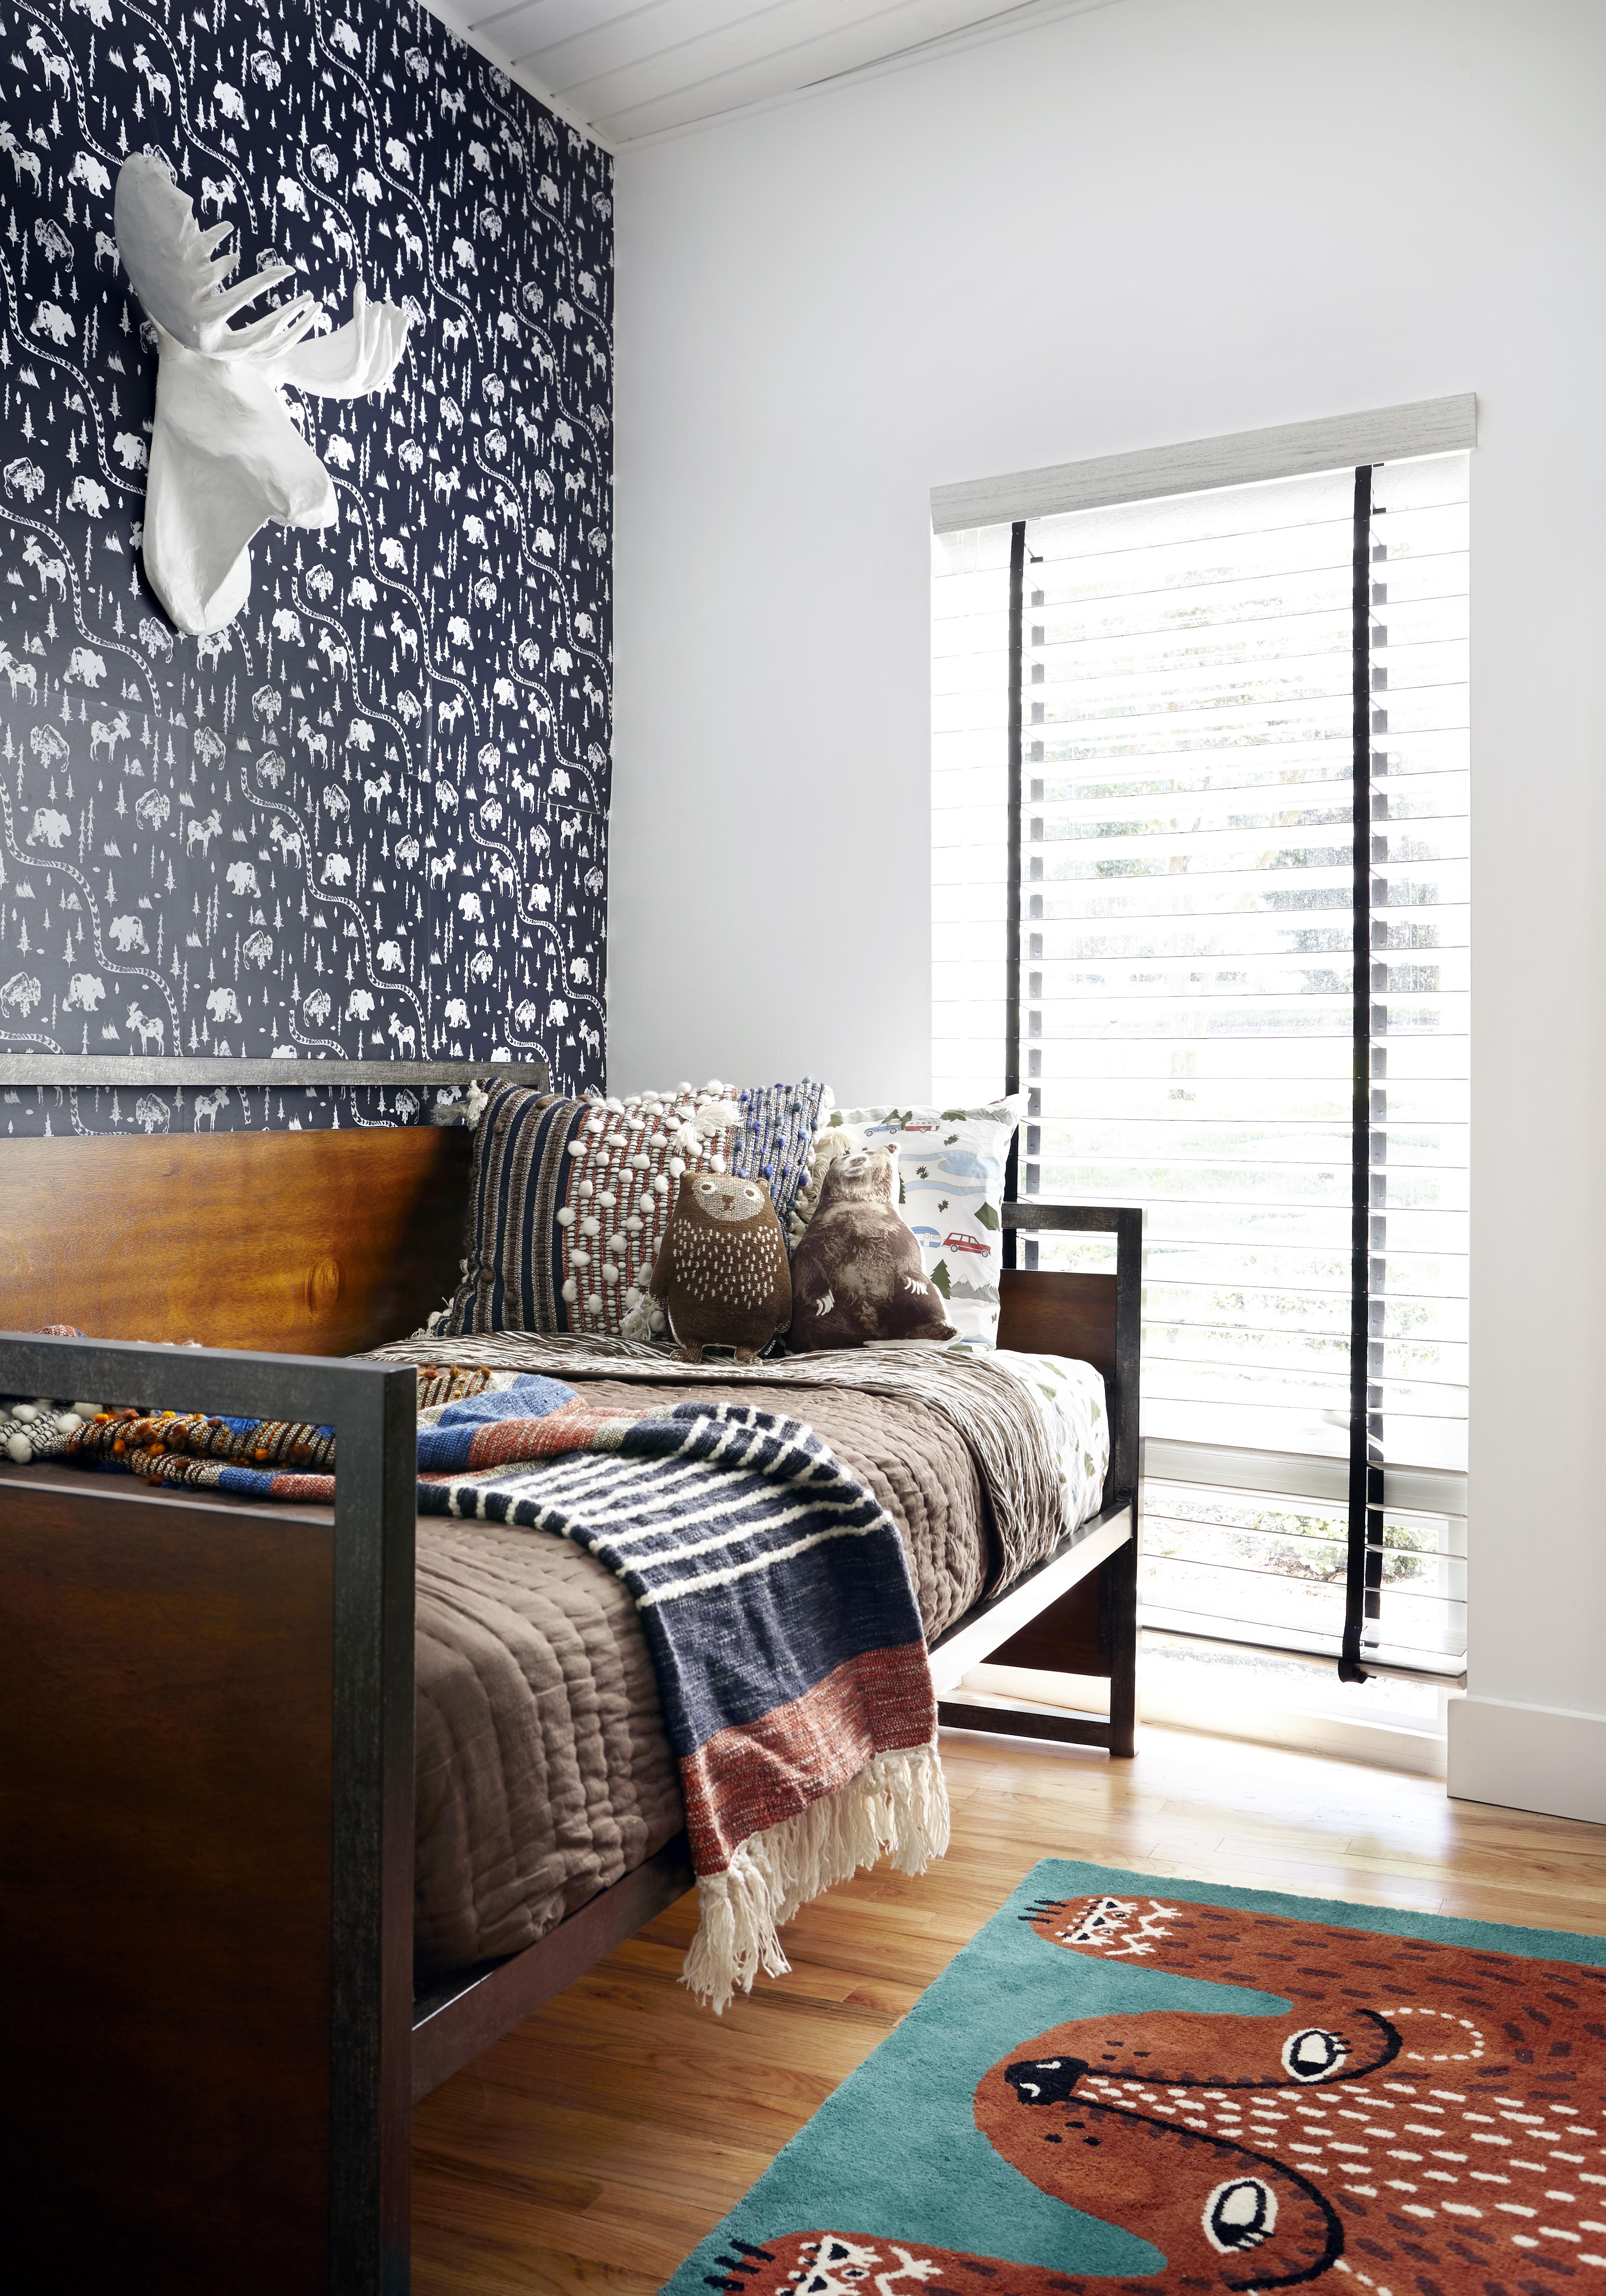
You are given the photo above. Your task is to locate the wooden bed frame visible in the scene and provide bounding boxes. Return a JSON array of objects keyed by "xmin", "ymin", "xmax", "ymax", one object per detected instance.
[{"xmin": 0, "ymin": 1089, "xmax": 1140, "ymax": 2292}]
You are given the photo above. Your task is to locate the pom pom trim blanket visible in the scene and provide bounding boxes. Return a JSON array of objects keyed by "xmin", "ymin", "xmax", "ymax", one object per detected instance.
[{"xmin": 40, "ymin": 1372, "xmax": 949, "ymax": 2012}]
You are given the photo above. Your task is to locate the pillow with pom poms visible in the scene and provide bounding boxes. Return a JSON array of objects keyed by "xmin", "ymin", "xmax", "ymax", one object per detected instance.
[
  {"xmin": 622, "ymin": 1077, "xmax": 835, "ymax": 1343},
  {"xmin": 440, "ymin": 1078, "xmax": 742, "ymax": 1341}
]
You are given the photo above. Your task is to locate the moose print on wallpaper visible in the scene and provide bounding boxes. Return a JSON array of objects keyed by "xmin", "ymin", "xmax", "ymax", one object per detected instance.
[{"xmin": 0, "ymin": 0, "xmax": 612, "ymax": 1138}]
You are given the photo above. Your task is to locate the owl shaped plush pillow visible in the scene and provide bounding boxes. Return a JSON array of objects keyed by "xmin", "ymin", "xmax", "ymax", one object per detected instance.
[
  {"xmin": 646, "ymin": 1173, "xmax": 791, "ymax": 1364},
  {"xmin": 788, "ymin": 1145, "xmax": 956, "ymax": 1351}
]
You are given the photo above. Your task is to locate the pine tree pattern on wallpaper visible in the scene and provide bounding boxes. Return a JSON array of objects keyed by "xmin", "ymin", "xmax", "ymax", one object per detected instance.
[{"xmin": 0, "ymin": 0, "xmax": 610, "ymax": 1137}]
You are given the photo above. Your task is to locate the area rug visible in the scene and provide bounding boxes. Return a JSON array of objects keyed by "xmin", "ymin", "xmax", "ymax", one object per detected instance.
[{"xmin": 663, "ymin": 1858, "xmax": 1606, "ymax": 2296}]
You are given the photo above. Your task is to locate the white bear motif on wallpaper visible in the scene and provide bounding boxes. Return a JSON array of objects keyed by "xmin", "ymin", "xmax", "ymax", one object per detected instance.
[{"xmin": 114, "ymin": 153, "xmax": 410, "ymax": 636}]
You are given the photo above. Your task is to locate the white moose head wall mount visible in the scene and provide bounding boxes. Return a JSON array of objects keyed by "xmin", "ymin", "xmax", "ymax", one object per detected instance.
[{"xmin": 114, "ymin": 152, "xmax": 411, "ymax": 637}]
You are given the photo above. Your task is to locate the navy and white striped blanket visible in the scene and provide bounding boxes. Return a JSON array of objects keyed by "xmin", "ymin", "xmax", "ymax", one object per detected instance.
[{"xmin": 419, "ymin": 1387, "xmax": 948, "ymax": 2008}]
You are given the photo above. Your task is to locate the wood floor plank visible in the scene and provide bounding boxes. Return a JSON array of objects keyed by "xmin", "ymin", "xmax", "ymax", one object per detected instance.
[{"xmin": 412, "ymin": 1725, "xmax": 1606, "ymax": 2296}]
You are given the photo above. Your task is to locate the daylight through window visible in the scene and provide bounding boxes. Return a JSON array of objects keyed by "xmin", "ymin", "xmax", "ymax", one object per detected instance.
[{"xmin": 933, "ymin": 451, "xmax": 1469, "ymax": 1690}]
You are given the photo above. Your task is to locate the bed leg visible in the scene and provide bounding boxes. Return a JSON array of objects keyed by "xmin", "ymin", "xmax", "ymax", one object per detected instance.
[
  {"xmin": 1103, "ymin": 1521, "xmax": 1139, "ymax": 1758},
  {"xmin": 934, "ymin": 1522, "xmax": 1139, "ymax": 1757}
]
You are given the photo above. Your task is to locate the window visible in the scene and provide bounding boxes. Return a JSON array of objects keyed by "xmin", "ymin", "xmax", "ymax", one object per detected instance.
[{"xmin": 933, "ymin": 409, "xmax": 1470, "ymax": 1697}]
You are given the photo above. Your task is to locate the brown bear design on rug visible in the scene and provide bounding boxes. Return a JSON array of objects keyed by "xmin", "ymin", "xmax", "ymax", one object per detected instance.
[
  {"xmin": 728, "ymin": 1893, "xmax": 1606, "ymax": 2296},
  {"xmin": 788, "ymin": 1145, "xmax": 956, "ymax": 1351},
  {"xmin": 649, "ymin": 1173, "xmax": 792, "ymax": 1363}
]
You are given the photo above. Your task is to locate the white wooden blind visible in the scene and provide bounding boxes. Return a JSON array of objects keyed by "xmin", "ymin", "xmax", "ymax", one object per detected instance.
[{"xmin": 931, "ymin": 451, "xmax": 1469, "ymax": 1679}]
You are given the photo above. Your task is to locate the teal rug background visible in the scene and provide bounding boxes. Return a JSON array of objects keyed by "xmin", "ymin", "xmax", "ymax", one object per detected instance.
[{"xmin": 660, "ymin": 1857, "xmax": 1606, "ymax": 2296}]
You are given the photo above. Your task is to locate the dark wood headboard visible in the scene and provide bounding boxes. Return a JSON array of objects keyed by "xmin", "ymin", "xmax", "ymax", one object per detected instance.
[{"xmin": 0, "ymin": 1128, "xmax": 474, "ymax": 1354}]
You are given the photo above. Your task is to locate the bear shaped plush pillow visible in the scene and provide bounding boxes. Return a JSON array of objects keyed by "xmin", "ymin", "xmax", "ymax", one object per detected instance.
[{"xmin": 788, "ymin": 1144, "xmax": 955, "ymax": 1351}]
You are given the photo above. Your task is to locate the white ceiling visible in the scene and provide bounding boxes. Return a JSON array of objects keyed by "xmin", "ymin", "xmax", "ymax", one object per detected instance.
[{"xmin": 423, "ymin": 0, "xmax": 1105, "ymax": 148}]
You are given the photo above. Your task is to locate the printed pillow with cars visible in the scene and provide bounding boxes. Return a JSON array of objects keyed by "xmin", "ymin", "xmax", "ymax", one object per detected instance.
[{"xmin": 821, "ymin": 1098, "xmax": 1023, "ymax": 1347}]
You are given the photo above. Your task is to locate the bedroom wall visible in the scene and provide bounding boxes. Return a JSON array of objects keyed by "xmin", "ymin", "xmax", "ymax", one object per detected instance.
[
  {"xmin": 609, "ymin": 0, "xmax": 1606, "ymax": 1819},
  {"xmin": 0, "ymin": 0, "xmax": 610, "ymax": 1139}
]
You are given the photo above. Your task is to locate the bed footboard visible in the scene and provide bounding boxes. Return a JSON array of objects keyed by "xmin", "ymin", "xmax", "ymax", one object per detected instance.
[{"xmin": 0, "ymin": 1335, "xmax": 417, "ymax": 2295}]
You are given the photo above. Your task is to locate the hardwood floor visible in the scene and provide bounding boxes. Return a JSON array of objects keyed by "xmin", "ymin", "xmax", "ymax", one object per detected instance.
[{"xmin": 411, "ymin": 1725, "xmax": 1606, "ymax": 2296}]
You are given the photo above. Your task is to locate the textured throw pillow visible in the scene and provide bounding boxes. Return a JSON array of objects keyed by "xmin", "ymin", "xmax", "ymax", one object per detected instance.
[
  {"xmin": 726, "ymin": 1076, "xmax": 833, "ymax": 1235},
  {"xmin": 441, "ymin": 1080, "xmax": 741, "ymax": 1341},
  {"xmin": 788, "ymin": 1144, "xmax": 956, "ymax": 1351},
  {"xmin": 819, "ymin": 1098, "xmax": 1023, "ymax": 1347}
]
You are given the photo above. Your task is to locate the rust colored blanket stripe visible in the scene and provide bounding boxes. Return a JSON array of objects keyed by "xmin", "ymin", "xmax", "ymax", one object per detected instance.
[{"xmin": 682, "ymin": 1642, "xmax": 936, "ymax": 1873}]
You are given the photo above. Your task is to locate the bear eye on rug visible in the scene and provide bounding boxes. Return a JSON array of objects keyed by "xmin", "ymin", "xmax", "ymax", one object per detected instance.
[{"xmin": 664, "ymin": 1857, "xmax": 1606, "ymax": 2296}]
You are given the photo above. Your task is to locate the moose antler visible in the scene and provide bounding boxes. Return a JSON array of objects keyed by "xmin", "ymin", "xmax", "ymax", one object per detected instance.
[
  {"xmin": 116, "ymin": 154, "xmax": 316, "ymax": 358},
  {"xmin": 114, "ymin": 153, "xmax": 411, "ymax": 636}
]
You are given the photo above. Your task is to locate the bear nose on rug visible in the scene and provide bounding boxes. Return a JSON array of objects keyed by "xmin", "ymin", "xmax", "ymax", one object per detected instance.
[{"xmin": 1004, "ymin": 2055, "xmax": 1089, "ymax": 2106}]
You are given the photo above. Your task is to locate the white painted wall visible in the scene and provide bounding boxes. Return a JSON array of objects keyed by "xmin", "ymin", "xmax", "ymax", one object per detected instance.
[{"xmin": 609, "ymin": 0, "xmax": 1606, "ymax": 1819}]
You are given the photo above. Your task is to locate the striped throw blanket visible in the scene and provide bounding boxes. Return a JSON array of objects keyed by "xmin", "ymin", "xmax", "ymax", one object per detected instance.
[
  {"xmin": 48, "ymin": 1370, "xmax": 949, "ymax": 2011},
  {"xmin": 378, "ymin": 1326, "xmax": 1108, "ymax": 1592},
  {"xmin": 416, "ymin": 1377, "xmax": 949, "ymax": 2010}
]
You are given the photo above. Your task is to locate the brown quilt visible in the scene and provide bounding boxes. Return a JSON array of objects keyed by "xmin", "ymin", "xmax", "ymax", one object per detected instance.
[{"xmin": 413, "ymin": 1378, "xmax": 994, "ymax": 1975}]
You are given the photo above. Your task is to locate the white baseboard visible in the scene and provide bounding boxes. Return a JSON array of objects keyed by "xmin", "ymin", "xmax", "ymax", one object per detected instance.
[
  {"xmin": 959, "ymin": 1663, "xmax": 1448, "ymax": 1779},
  {"xmin": 1447, "ymin": 1695, "xmax": 1606, "ymax": 1824}
]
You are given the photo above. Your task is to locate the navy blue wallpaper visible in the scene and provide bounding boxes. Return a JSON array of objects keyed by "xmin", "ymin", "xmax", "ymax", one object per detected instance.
[{"xmin": 0, "ymin": 0, "xmax": 610, "ymax": 1137}]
